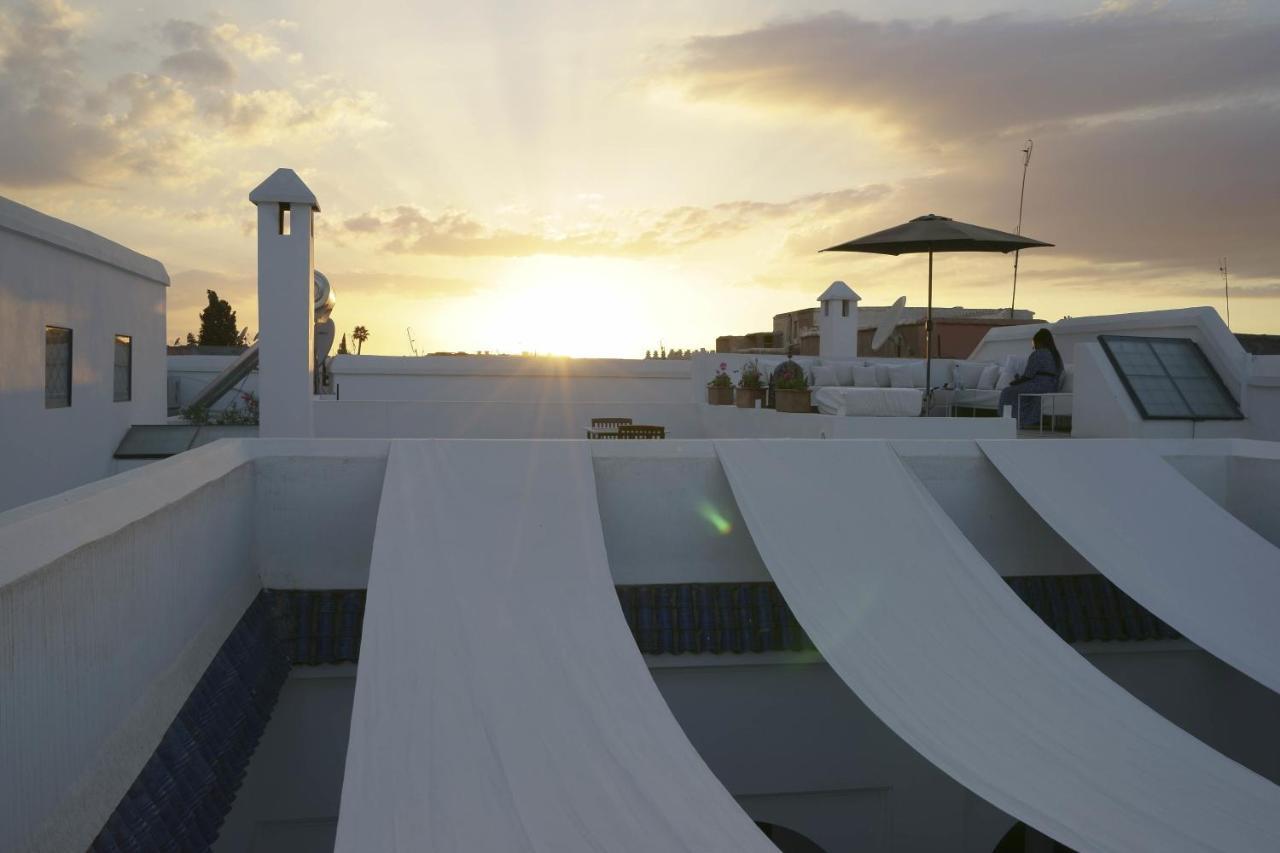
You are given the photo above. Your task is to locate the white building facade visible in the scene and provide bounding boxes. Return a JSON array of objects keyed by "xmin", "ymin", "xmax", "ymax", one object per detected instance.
[{"xmin": 0, "ymin": 196, "xmax": 168, "ymax": 512}]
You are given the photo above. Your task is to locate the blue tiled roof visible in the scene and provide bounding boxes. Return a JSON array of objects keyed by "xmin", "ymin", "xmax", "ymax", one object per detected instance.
[
  {"xmin": 617, "ymin": 583, "xmax": 815, "ymax": 655},
  {"xmin": 267, "ymin": 589, "xmax": 365, "ymax": 665},
  {"xmin": 260, "ymin": 575, "xmax": 1177, "ymax": 664},
  {"xmin": 1007, "ymin": 574, "xmax": 1180, "ymax": 643},
  {"xmin": 89, "ymin": 594, "xmax": 290, "ymax": 853}
]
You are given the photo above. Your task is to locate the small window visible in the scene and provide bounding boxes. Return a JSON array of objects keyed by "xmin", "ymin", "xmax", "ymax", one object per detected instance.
[
  {"xmin": 841, "ymin": 299, "xmax": 849, "ymax": 317},
  {"xmin": 45, "ymin": 326, "xmax": 72, "ymax": 408},
  {"xmin": 279, "ymin": 203, "xmax": 291, "ymax": 235},
  {"xmin": 823, "ymin": 302, "xmax": 829, "ymax": 317},
  {"xmin": 114, "ymin": 334, "xmax": 132, "ymax": 402}
]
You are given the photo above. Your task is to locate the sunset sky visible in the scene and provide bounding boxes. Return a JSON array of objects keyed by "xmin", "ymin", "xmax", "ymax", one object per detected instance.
[{"xmin": 2, "ymin": 0, "xmax": 1277, "ymax": 356}]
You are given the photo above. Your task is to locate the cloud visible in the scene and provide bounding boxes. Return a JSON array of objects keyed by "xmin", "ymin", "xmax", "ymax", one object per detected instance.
[
  {"xmin": 0, "ymin": 1, "xmax": 382, "ymax": 189},
  {"xmin": 669, "ymin": 9, "xmax": 1280, "ymax": 141},
  {"xmin": 0, "ymin": 0, "xmax": 115, "ymax": 185},
  {"xmin": 342, "ymin": 186, "xmax": 889, "ymax": 257},
  {"xmin": 664, "ymin": 9, "xmax": 1280, "ymax": 280}
]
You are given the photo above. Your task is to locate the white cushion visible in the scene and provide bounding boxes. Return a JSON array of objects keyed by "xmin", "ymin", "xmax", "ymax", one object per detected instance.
[
  {"xmin": 953, "ymin": 360, "xmax": 988, "ymax": 390},
  {"xmin": 909, "ymin": 361, "xmax": 927, "ymax": 388},
  {"xmin": 810, "ymin": 365, "xmax": 839, "ymax": 387},
  {"xmin": 888, "ymin": 364, "xmax": 916, "ymax": 389},
  {"xmin": 996, "ymin": 354, "xmax": 1024, "ymax": 390},
  {"xmin": 1003, "ymin": 354, "xmax": 1026, "ymax": 375},
  {"xmin": 978, "ymin": 363, "xmax": 999, "ymax": 390},
  {"xmin": 851, "ymin": 365, "xmax": 878, "ymax": 387},
  {"xmin": 831, "ymin": 362, "xmax": 856, "ymax": 386},
  {"xmin": 872, "ymin": 364, "xmax": 892, "ymax": 387}
]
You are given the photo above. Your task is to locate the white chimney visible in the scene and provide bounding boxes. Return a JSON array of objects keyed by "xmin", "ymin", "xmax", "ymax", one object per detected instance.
[
  {"xmin": 817, "ymin": 280, "xmax": 860, "ymax": 360},
  {"xmin": 250, "ymin": 168, "xmax": 318, "ymax": 437}
]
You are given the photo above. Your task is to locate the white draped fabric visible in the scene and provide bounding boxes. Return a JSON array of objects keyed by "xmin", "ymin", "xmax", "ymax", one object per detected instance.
[
  {"xmin": 716, "ymin": 438, "xmax": 1280, "ymax": 852},
  {"xmin": 334, "ymin": 440, "xmax": 775, "ymax": 853},
  {"xmin": 980, "ymin": 439, "xmax": 1280, "ymax": 696}
]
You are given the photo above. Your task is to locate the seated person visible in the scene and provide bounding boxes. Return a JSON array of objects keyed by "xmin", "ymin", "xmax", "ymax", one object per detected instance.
[{"xmin": 998, "ymin": 328, "xmax": 1063, "ymax": 428}]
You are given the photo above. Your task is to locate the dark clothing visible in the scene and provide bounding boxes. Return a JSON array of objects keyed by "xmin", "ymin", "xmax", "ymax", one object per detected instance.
[{"xmin": 998, "ymin": 349, "xmax": 1061, "ymax": 427}]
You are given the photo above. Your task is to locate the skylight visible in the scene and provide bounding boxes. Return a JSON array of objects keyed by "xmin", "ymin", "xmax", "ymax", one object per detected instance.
[{"xmin": 1098, "ymin": 335, "xmax": 1242, "ymax": 420}]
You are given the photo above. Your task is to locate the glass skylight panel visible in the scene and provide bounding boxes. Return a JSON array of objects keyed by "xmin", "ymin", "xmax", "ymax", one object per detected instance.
[
  {"xmin": 114, "ymin": 425, "xmax": 199, "ymax": 458},
  {"xmin": 1098, "ymin": 335, "xmax": 1242, "ymax": 420}
]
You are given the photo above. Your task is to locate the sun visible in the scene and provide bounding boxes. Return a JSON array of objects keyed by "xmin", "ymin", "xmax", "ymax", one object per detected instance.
[{"xmin": 479, "ymin": 256, "xmax": 668, "ymax": 358}]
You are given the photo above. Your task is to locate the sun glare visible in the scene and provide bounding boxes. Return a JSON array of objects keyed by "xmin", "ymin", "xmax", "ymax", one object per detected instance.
[{"xmin": 478, "ymin": 256, "xmax": 670, "ymax": 358}]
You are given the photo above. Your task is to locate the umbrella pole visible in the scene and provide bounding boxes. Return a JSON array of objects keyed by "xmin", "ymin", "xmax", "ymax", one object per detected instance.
[{"xmin": 925, "ymin": 248, "xmax": 933, "ymax": 409}]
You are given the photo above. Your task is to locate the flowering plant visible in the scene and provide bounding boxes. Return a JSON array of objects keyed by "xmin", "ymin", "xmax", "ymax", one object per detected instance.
[
  {"xmin": 738, "ymin": 359, "xmax": 763, "ymax": 390},
  {"xmin": 707, "ymin": 362, "xmax": 733, "ymax": 388},
  {"xmin": 773, "ymin": 360, "xmax": 809, "ymax": 392}
]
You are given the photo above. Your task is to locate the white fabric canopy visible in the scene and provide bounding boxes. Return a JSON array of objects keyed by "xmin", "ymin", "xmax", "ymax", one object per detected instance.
[
  {"xmin": 715, "ymin": 438, "xmax": 1280, "ymax": 852},
  {"xmin": 980, "ymin": 439, "xmax": 1280, "ymax": 695},
  {"xmin": 334, "ymin": 440, "xmax": 775, "ymax": 853}
]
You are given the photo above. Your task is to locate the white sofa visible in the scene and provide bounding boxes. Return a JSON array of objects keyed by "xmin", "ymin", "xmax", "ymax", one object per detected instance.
[{"xmin": 953, "ymin": 364, "xmax": 1074, "ymax": 418}]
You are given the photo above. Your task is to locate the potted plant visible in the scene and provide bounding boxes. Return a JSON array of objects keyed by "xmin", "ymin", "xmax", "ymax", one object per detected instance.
[
  {"xmin": 773, "ymin": 360, "xmax": 812, "ymax": 413},
  {"xmin": 707, "ymin": 362, "xmax": 734, "ymax": 405},
  {"xmin": 735, "ymin": 359, "xmax": 766, "ymax": 408}
]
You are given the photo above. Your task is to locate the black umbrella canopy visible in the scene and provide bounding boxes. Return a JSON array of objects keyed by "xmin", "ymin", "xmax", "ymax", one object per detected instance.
[
  {"xmin": 820, "ymin": 214, "xmax": 1054, "ymax": 410},
  {"xmin": 822, "ymin": 214, "xmax": 1053, "ymax": 255}
]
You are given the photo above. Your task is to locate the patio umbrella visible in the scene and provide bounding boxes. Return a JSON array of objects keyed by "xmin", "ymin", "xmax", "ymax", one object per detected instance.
[{"xmin": 822, "ymin": 214, "xmax": 1052, "ymax": 400}]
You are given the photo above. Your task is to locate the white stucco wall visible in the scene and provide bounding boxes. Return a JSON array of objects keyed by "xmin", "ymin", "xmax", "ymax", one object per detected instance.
[{"xmin": 0, "ymin": 196, "xmax": 168, "ymax": 512}]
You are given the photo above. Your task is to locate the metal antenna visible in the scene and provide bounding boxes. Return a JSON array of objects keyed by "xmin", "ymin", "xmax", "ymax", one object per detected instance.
[
  {"xmin": 1219, "ymin": 258, "xmax": 1231, "ymax": 330},
  {"xmin": 406, "ymin": 326, "xmax": 419, "ymax": 357},
  {"xmin": 1010, "ymin": 139, "xmax": 1034, "ymax": 318}
]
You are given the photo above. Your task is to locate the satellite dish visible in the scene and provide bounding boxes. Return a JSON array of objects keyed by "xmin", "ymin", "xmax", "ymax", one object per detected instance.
[{"xmin": 871, "ymin": 295, "xmax": 907, "ymax": 352}]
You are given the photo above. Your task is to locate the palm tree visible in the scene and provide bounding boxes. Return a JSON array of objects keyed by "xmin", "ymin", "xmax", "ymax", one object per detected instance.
[{"xmin": 352, "ymin": 326, "xmax": 369, "ymax": 355}]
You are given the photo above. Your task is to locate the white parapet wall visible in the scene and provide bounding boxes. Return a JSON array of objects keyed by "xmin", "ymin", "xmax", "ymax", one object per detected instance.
[
  {"xmin": 313, "ymin": 399, "xmax": 1015, "ymax": 439},
  {"xmin": 0, "ymin": 442, "xmax": 258, "ymax": 853},
  {"xmin": 0, "ymin": 438, "xmax": 391, "ymax": 853},
  {"xmin": 328, "ymin": 354, "xmax": 693, "ymax": 402}
]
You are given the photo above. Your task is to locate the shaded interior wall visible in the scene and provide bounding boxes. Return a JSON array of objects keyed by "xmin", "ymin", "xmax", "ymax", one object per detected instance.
[
  {"xmin": 1225, "ymin": 455, "xmax": 1280, "ymax": 547},
  {"xmin": 1086, "ymin": 646, "xmax": 1280, "ymax": 785},
  {"xmin": 898, "ymin": 449, "xmax": 1097, "ymax": 577},
  {"xmin": 594, "ymin": 455, "xmax": 770, "ymax": 584},
  {"xmin": 252, "ymin": 455, "xmax": 386, "ymax": 588},
  {"xmin": 212, "ymin": 670, "xmax": 356, "ymax": 853},
  {"xmin": 1168, "ymin": 452, "xmax": 1280, "ymax": 549}
]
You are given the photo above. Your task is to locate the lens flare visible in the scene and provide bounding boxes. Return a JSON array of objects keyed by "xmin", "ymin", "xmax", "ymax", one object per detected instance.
[{"xmin": 698, "ymin": 501, "xmax": 733, "ymax": 535}]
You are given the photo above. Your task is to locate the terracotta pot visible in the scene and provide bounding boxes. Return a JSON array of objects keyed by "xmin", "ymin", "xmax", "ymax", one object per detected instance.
[
  {"xmin": 735, "ymin": 387, "xmax": 766, "ymax": 408},
  {"xmin": 775, "ymin": 387, "xmax": 812, "ymax": 414},
  {"xmin": 707, "ymin": 385, "xmax": 735, "ymax": 405}
]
